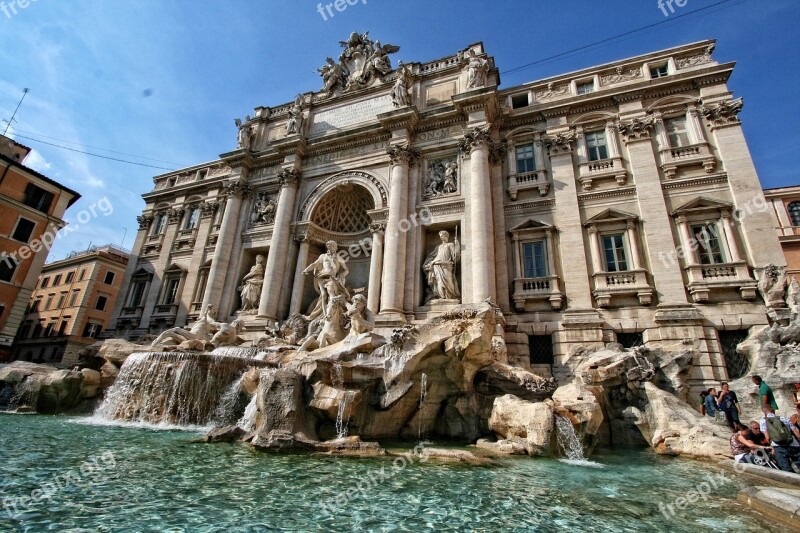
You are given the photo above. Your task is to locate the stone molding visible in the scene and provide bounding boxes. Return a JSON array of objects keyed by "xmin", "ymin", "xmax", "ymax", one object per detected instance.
[
  {"xmin": 701, "ymin": 98, "xmax": 743, "ymax": 129},
  {"xmin": 458, "ymin": 126, "xmax": 492, "ymax": 156},
  {"xmin": 386, "ymin": 143, "xmax": 420, "ymax": 165},
  {"xmin": 616, "ymin": 116, "xmax": 655, "ymax": 142}
]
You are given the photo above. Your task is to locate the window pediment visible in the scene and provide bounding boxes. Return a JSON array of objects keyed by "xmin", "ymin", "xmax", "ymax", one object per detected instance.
[
  {"xmin": 584, "ymin": 208, "xmax": 638, "ymax": 226},
  {"xmin": 671, "ymin": 196, "xmax": 732, "ymax": 217}
]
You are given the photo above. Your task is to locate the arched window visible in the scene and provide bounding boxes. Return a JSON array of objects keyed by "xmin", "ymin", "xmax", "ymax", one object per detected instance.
[{"xmin": 788, "ymin": 201, "xmax": 800, "ymax": 227}]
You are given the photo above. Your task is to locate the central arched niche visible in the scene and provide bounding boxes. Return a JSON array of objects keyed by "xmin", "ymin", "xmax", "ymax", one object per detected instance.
[{"xmin": 300, "ymin": 183, "xmax": 375, "ymax": 312}]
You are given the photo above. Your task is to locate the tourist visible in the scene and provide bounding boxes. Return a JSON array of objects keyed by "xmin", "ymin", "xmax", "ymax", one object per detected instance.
[
  {"xmin": 746, "ymin": 421, "xmax": 770, "ymax": 447},
  {"xmin": 752, "ymin": 375, "xmax": 779, "ymax": 411},
  {"xmin": 716, "ymin": 382, "xmax": 742, "ymax": 431},
  {"xmin": 702, "ymin": 387, "xmax": 718, "ymax": 417},
  {"xmin": 759, "ymin": 405, "xmax": 800, "ymax": 472},
  {"xmin": 791, "ymin": 404, "xmax": 800, "ymax": 437},
  {"xmin": 793, "ymin": 383, "xmax": 800, "ymax": 407},
  {"xmin": 730, "ymin": 423, "xmax": 768, "ymax": 464}
]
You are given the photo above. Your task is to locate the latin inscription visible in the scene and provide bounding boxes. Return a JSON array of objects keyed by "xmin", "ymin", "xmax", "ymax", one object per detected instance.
[{"xmin": 310, "ymin": 95, "xmax": 394, "ymax": 135}]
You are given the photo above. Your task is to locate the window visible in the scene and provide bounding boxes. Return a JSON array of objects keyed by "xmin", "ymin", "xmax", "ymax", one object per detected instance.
[
  {"xmin": 45, "ymin": 294, "xmax": 54, "ymax": 310},
  {"xmin": 515, "ymin": 143, "xmax": 535, "ymax": 173},
  {"xmin": 65, "ymin": 271, "xmax": 74, "ymax": 283},
  {"xmin": 522, "ymin": 241, "xmax": 548, "ymax": 278},
  {"xmin": 83, "ymin": 322, "xmax": 102, "ymax": 338},
  {"xmin": 0, "ymin": 304, "xmax": 4, "ymax": 321},
  {"xmin": 69, "ymin": 290, "xmax": 80, "ymax": 307},
  {"xmin": 0, "ymin": 257, "xmax": 18, "ymax": 283},
  {"xmin": 665, "ymin": 116, "xmax": 690, "ymax": 148},
  {"xmin": 53, "ymin": 274, "xmax": 62, "ymax": 286},
  {"xmin": 693, "ymin": 223, "xmax": 726, "ymax": 265},
  {"xmin": 79, "ymin": 269, "xmax": 86, "ymax": 281},
  {"xmin": 11, "ymin": 218, "xmax": 36, "ymax": 243},
  {"xmin": 788, "ymin": 202, "xmax": 800, "ymax": 227},
  {"xmin": 650, "ymin": 64, "xmax": 669, "ymax": 78},
  {"xmin": 576, "ymin": 81, "xmax": 595, "ymax": 95},
  {"xmin": 29, "ymin": 298, "xmax": 41, "ymax": 313},
  {"xmin": 56, "ymin": 292, "xmax": 67, "ymax": 309},
  {"xmin": 152, "ymin": 214, "xmax": 167, "ymax": 236},
  {"xmin": 95, "ymin": 295, "xmax": 108, "ymax": 311},
  {"xmin": 585, "ymin": 131, "xmax": 609, "ymax": 161},
  {"xmin": 104, "ymin": 271, "xmax": 116, "ymax": 285},
  {"xmin": 196, "ymin": 169, "xmax": 208, "ymax": 181},
  {"xmin": 602, "ymin": 234, "xmax": 628, "ymax": 272},
  {"xmin": 528, "ymin": 334, "xmax": 555, "ymax": 366},
  {"xmin": 43, "ymin": 321, "xmax": 55, "ymax": 337},
  {"xmin": 511, "ymin": 93, "xmax": 529, "ymax": 109},
  {"xmin": 184, "ymin": 208, "xmax": 200, "ymax": 230},
  {"xmin": 58, "ymin": 320, "xmax": 68, "ymax": 336},
  {"xmin": 162, "ymin": 279, "xmax": 180, "ymax": 305},
  {"xmin": 128, "ymin": 280, "xmax": 147, "ymax": 307},
  {"xmin": 17, "ymin": 322, "xmax": 30, "ymax": 340},
  {"xmin": 23, "ymin": 183, "xmax": 54, "ymax": 213},
  {"xmin": 40, "ymin": 277, "xmax": 50, "ymax": 288},
  {"xmin": 617, "ymin": 332, "xmax": 644, "ymax": 349},
  {"xmin": 719, "ymin": 329, "xmax": 750, "ymax": 379}
]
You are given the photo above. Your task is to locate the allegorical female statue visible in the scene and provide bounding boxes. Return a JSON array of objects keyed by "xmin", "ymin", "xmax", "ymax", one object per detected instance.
[
  {"xmin": 423, "ymin": 230, "xmax": 461, "ymax": 302},
  {"xmin": 238, "ymin": 255, "xmax": 265, "ymax": 313}
]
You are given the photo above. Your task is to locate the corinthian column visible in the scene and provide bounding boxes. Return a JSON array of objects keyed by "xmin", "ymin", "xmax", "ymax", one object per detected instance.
[
  {"xmin": 460, "ymin": 126, "xmax": 496, "ymax": 303},
  {"xmin": 202, "ymin": 178, "xmax": 250, "ymax": 313},
  {"xmin": 368, "ymin": 221, "xmax": 386, "ymax": 313},
  {"xmin": 258, "ymin": 168, "xmax": 299, "ymax": 320},
  {"xmin": 379, "ymin": 144, "xmax": 416, "ymax": 317}
]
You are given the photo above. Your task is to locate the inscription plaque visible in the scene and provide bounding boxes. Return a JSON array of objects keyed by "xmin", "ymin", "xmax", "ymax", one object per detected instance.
[{"xmin": 310, "ymin": 95, "xmax": 394, "ymax": 135}]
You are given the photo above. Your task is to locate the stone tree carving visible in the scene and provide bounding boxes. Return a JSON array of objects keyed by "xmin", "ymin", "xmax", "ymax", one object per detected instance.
[
  {"xmin": 318, "ymin": 32, "xmax": 400, "ymax": 96},
  {"xmin": 235, "ymin": 117, "xmax": 255, "ymax": 150},
  {"xmin": 250, "ymin": 192, "xmax": 277, "ymax": 226},
  {"xmin": 464, "ymin": 49, "xmax": 490, "ymax": 89},
  {"xmin": 423, "ymin": 230, "xmax": 461, "ymax": 302},
  {"xmin": 391, "ymin": 62, "xmax": 412, "ymax": 107},
  {"xmin": 286, "ymin": 94, "xmax": 304, "ymax": 135},
  {"xmin": 424, "ymin": 158, "xmax": 458, "ymax": 198},
  {"xmin": 758, "ymin": 263, "xmax": 788, "ymax": 308},
  {"xmin": 238, "ymin": 255, "xmax": 265, "ymax": 314}
]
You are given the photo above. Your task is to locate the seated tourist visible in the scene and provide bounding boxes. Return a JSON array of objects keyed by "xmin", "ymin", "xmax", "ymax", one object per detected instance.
[
  {"xmin": 746, "ymin": 421, "xmax": 770, "ymax": 447},
  {"xmin": 730, "ymin": 423, "xmax": 768, "ymax": 464},
  {"xmin": 760, "ymin": 405, "xmax": 800, "ymax": 473},
  {"xmin": 716, "ymin": 382, "xmax": 742, "ymax": 432},
  {"xmin": 703, "ymin": 387, "xmax": 718, "ymax": 417}
]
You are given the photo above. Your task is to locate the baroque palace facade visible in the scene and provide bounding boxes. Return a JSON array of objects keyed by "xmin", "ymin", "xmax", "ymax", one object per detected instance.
[{"xmin": 107, "ymin": 36, "xmax": 785, "ymax": 390}]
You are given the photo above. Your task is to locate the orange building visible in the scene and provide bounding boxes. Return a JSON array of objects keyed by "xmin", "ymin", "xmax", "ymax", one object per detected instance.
[
  {"xmin": 11, "ymin": 244, "xmax": 128, "ymax": 365},
  {"xmin": 0, "ymin": 134, "xmax": 80, "ymax": 361},
  {"xmin": 765, "ymin": 185, "xmax": 800, "ymax": 279}
]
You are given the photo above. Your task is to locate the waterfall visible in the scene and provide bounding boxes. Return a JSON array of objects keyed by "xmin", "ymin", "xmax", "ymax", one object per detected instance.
[
  {"xmin": 213, "ymin": 375, "xmax": 246, "ymax": 426},
  {"xmin": 331, "ymin": 364, "xmax": 344, "ymax": 389},
  {"xmin": 335, "ymin": 391, "xmax": 355, "ymax": 439},
  {"xmin": 95, "ymin": 352, "xmax": 268, "ymax": 427},
  {"xmin": 417, "ymin": 373, "xmax": 428, "ymax": 442},
  {"xmin": 237, "ymin": 394, "xmax": 258, "ymax": 432},
  {"xmin": 211, "ymin": 346, "xmax": 261, "ymax": 359},
  {"xmin": 555, "ymin": 415, "xmax": 585, "ymax": 460},
  {"xmin": 4, "ymin": 378, "xmax": 42, "ymax": 411}
]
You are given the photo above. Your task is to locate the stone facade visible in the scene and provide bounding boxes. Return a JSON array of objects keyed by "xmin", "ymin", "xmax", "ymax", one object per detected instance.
[
  {"xmin": 106, "ymin": 38, "xmax": 785, "ymax": 394},
  {"xmin": 764, "ymin": 185, "xmax": 800, "ymax": 279}
]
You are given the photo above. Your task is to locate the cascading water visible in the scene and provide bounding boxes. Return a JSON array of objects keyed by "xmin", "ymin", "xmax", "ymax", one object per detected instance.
[
  {"xmin": 555, "ymin": 415, "xmax": 585, "ymax": 460},
  {"xmin": 331, "ymin": 364, "xmax": 344, "ymax": 389},
  {"xmin": 335, "ymin": 391, "xmax": 355, "ymax": 439},
  {"xmin": 418, "ymin": 373, "xmax": 428, "ymax": 442},
  {"xmin": 95, "ymin": 352, "xmax": 267, "ymax": 426},
  {"xmin": 237, "ymin": 394, "xmax": 258, "ymax": 432},
  {"xmin": 213, "ymin": 375, "xmax": 246, "ymax": 426},
  {"xmin": 3, "ymin": 378, "xmax": 42, "ymax": 411}
]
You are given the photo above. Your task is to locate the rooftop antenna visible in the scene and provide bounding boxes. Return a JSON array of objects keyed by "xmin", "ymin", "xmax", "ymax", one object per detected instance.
[{"xmin": 2, "ymin": 88, "xmax": 29, "ymax": 136}]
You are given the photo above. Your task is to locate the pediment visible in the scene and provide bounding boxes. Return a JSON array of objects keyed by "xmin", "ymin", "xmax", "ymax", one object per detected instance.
[
  {"xmin": 671, "ymin": 196, "xmax": 732, "ymax": 216},
  {"xmin": 508, "ymin": 218, "xmax": 554, "ymax": 233},
  {"xmin": 584, "ymin": 208, "xmax": 638, "ymax": 225}
]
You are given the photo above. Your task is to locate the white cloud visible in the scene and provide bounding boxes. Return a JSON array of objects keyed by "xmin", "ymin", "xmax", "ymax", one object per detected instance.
[{"xmin": 21, "ymin": 148, "xmax": 52, "ymax": 173}]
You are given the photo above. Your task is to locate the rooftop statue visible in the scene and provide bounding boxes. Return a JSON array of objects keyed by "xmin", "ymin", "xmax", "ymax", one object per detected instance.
[{"xmin": 318, "ymin": 31, "xmax": 400, "ymax": 96}]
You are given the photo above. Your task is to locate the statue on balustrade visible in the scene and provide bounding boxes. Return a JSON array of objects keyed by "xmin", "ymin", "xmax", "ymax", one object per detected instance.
[
  {"xmin": 423, "ymin": 230, "xmax": 461, "ymax": 302},
  {"xmin": 303, "ymin": 240, "xmax": 350, "ymax": 320},
  {"xmin": 238, "ymin": 255, "xmax": 265, "ymax": 314}
]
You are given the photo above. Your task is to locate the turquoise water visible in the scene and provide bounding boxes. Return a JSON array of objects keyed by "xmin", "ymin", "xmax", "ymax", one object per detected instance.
[{"xmin": 0, "ymin": 413, "xmax": 773, "ymax": 532}]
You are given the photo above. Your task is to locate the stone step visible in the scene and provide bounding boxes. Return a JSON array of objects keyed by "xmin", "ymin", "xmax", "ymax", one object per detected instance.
[{"xmin": 737, "ymin": 487, "xmax": 800, "ymax": 531}]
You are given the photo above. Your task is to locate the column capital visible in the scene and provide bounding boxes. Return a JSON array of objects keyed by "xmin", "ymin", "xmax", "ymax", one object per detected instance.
[
  {"xmin": 224, "ymin": 179, "xmax": 252, "ymax": 199},
  {"xmin": 543, "ymin": 131, "xmax": 577, "ymax": 157},
  {"xmin": 488, "ymin": 140, "xmax": 507, "ymax": 164},
  {"xmin": 293, "ymin": 232, "xmax": 308, "ymax": 244},
  {"xmin": 136, "ymin": 214, "xmax": 154, "ymax": 230},
  {"xmin": 616, "ymin": 116, "xmax": 655, "ymax": 142},
  {"xmin": 701, "ymin": 97, "xmax": 743, "ymax": 128},
  {"xmin": 277, "ymin": 168, "xmax": 300, "ymax": 188},
  {"xmin": 370, "ymin": 221, "xmax": 387, "ymax": 234},
  {"xmin": 167, "ymin": 207, "xmax": 185, "ymax": 223},
  {"xmin": 201, "ymin": 201, "xmax": 220, "ymax": 218},
  {"xmin": 676, "ymin": 214, "xmax": 689, "ymax": 225},
  {"xmin": 587, "ymin": 224, "xmax": 598, "ymax": 234},
  {"xmin": 386, "ymin": 143, "xmax": 419, "ymax": 165},
  {"xmin": 626, "ymin": 219, "xmax": 636, "ymax": 230},
  {"xmin": 458, "ymin": 125, "xmax": 492, "ymax": 156}
]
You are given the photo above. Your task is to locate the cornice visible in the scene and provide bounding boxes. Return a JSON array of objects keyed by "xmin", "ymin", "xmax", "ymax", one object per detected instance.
[
  {"xmin": 578, "ymin": 186, "xmax": 637, "ymax": 202},
  {"xmin": 661, "ymin": 173, "xmax": 728, "ymax": 190},
  {"xmin": 504, "ymin": 198, "xmax": 556, "ymax": 212}
]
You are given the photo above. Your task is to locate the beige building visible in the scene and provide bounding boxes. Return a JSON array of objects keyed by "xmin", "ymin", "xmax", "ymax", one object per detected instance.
[
  {"xmin": 13, "ymin": 244, "xmax": 129, "ymax": 365},
  {"xmin": 107, "ymin": 37, "xmax": 785, "ymax": 394},
  {"xmin": 764, "ymin": 185, "xmax": 800, "ymax": 279}
]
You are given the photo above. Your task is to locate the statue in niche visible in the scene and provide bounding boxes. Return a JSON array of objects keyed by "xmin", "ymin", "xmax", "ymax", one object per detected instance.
[
  {"xmin": 424, "ymin": 159, "xmax": 458, "ymax": 198},
  {"xmin": 346, "ymin": 294, "xmax": 374, "ymax": 335},
  {"xmin": 423, "ymin": 230, "xmax": 461, "ymax": 302},
  {"xmin": 235, "ymin": 117, "xmax": 254, "ymax": 150},
  {"xmin": 286, "ymin": 94, "xmax": 304, "ymax": 135},
  {"xmin": 465, "ymin": 49, "xmax": 490, "ymax": 89},
  {"xmin": 391, "ymin": 62, "xmax": 412, "ymax": 107},
  {"xmin": 238, "ymin": 255, "xmax": 265, "ymax": 314},
  {"xmin": 303, "ymin": 240, "xmax": 350, "ymax": 320},
  {"xmin": 151, "ymin": 304, "xmax": 218, "ymax": 347},
  {"xmin": 250, "ymin": 193, "xmax": 277, "ymax": 226}
]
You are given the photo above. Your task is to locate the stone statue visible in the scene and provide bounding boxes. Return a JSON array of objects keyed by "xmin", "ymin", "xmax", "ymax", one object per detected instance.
[
  {"xmin": 443, "ymin": 161, "xmax": 458, "ymax": 193},
  {"xmin": 346, "ymin": 294, "xmax": 374, "ymax": 335},
  {"xmin": 299, "ymin": 295, "xmax": 348, "ymax": 351},
  {"xmin": 319, "ymin": 32, "xmax": 400, "ymax": 96},
  {"xmin": 391, "ymin": 63, "xmax": 412, "ymax": 107},
  {"xmin": 235, "ymin": 118, "xmax": 254, "ymax": 150},
  {"xmin": 465, "ymin": 49, "xmax": 490, "ymax": 89},
  {"xmin": 758, "ymin": 263, "xmax": 787, "ymax": 308},
  {"xmin": 238, "ymin": 255, "xmax": 265, "ymax": 314},
  {"xmin": 286, "ymin": 94, "xmax": 304, "ymax": 135},
  {"xmin": 151, "ymin": 304, "xmax": 218, "ymax": 347},
  {"xmin": 424, "ymin": 159, "xmax": 457, "ymax": 198},
  {"xmin": 787, "ymin": 277, "xmax": 800, "ymax": 318},
  {"xmin": 423, "ymin": 230, "xmax": 461, "ymax": 302},
  {"xmin": 318, "ymin": 57, "xmax": 347, "ymax": 96},
  {"xmin": 210, "ymin": 319, "xmax": 243, "ymax": 348},
  {"xmin": 364, "ymin": 40, "xmax": 399, "ymax": 79},
  {"xmin": 303, "ymin": 240, "xmax": 350, "ymax": 320},
  {"xmin": 250, "ymin": 193, "xmax": 277, "ymax": 226}
]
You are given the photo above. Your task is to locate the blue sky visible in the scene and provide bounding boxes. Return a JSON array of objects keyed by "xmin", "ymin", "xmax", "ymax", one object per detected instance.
[{"xmin": 1, "ymin": 0, "xmax": 798, "ymax": 261}]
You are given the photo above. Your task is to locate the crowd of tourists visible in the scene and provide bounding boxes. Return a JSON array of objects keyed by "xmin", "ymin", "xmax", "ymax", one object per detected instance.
[{"xmin": 701, "ymin": 376, "xmax": 800, "ymax": 473}]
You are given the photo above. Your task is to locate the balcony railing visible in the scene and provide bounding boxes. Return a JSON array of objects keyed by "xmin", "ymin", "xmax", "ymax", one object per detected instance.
[
  {"xmin": 685, "ymin": 261, "xmax": 756, "ymax": 302},
  {"xmin": 658, "ymin": 142, "xmax": 716, "ymax": 179},
  {"xmin": 512, "ymin": 275, "xmax": 563, "ymax": 310},
  {"xmin": 592, "ymin": 269, "xmax": 653, "ymax": 307},
  {"xmin": 507, "ymin": 170, "xmax": 549, "ymax": 200},
  {"xmin": 120, "ymin": 306, "xmax": 144, "ymax": 319},
  {"xmin": 152, "ymin": 303, "xmax": 179, "ymax": 316},
  {"xmin": 577, "ymin": 156, "xmax": 627, "ymax": 191}
]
